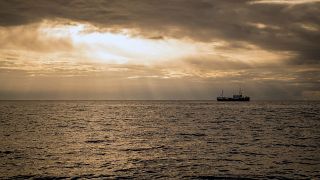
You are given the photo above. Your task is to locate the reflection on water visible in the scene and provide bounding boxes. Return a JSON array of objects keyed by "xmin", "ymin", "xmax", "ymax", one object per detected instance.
[{"xmin": 0, "ymin": 101, "xmax": 319, "ymax": 179}]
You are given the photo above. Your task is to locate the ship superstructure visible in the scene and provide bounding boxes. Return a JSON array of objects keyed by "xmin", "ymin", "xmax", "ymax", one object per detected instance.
[{"xmin": 217, "ymin": 89, "xmax": 250, "ymax": 101}]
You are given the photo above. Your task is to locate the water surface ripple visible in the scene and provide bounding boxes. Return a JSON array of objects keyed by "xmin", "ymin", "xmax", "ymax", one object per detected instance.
[{"xmin": 0, "ymin": 101, "xmax": 319, "ymax": 179}]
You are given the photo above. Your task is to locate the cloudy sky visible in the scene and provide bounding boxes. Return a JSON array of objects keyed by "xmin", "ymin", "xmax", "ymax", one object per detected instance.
[{"xmin": 0, "ymin": 0, "xmax": 319, "ymax": 100}]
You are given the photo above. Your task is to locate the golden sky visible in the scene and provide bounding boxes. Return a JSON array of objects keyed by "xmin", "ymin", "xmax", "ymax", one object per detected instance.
[{"xmin": 0, "ymin": 0, "xmax": 319, "ymax": 100}]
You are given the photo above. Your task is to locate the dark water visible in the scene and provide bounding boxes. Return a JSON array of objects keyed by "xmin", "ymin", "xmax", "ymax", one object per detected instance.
[{"xmin": 0, "ymin": 101, "xmax": 319, "ymax": 179}]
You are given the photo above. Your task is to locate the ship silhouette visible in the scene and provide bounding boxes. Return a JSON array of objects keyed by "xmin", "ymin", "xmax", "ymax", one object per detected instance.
[{"xmin": 217, "ymin": 88, "xmax": 250, "ymax": 101}]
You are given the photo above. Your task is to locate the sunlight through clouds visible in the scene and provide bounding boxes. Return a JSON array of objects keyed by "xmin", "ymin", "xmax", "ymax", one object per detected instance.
[{"xmin": 39, "ymin": 21, "xmax": 202, "ymax": 64}]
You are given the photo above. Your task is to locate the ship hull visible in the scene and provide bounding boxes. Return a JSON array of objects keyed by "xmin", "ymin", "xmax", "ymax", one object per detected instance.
[{"xmin": 217, "ymin": 97, "xmax": 250, "ymax": 101}]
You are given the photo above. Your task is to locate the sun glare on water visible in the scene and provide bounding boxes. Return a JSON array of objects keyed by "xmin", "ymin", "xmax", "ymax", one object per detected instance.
[{"xmin": 39, "ymin": 22, "xmax": 200, "ymax": 64}]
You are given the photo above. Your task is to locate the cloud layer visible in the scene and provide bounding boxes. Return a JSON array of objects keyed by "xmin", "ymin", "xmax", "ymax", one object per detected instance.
[
  {"xmin": 0, "ymin": 0, "xmax": 319, "ymax": 99},
  {"xmin": 1, "ymin": 0, "xmax": 319, "ymax": 64}
]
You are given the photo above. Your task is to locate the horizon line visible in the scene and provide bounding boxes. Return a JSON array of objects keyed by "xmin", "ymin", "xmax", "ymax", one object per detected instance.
[{"xmin": 0, "ymin": 99, "xmax": 318, "ymax": 101}]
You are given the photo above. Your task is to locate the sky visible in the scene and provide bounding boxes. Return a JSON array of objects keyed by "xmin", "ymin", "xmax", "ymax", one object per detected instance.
[{"xmin": 0, "ymin": 0, "xmax": 319, "ymax": 100}]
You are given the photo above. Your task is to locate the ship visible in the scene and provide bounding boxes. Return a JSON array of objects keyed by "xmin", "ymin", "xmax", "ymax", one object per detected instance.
[{"xmin": 217, "ymin": 89, "xmax": 250, "ymax": 101}]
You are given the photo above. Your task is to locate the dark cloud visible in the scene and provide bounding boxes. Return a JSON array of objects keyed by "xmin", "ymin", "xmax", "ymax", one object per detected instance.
[{"xmin": 0, "ymin": 0, "xmax": 319, "ymax": 64}]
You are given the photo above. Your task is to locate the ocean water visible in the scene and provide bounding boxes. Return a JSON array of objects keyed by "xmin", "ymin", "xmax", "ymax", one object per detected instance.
[{"xmin": 0, "ymin": 100, "xmax": 319, "ymax": 179}]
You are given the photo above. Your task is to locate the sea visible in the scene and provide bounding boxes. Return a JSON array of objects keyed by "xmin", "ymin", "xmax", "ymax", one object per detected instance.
[{"xmin": 0, "ymin": 100, "xmax": 319, "ymax": 179}]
